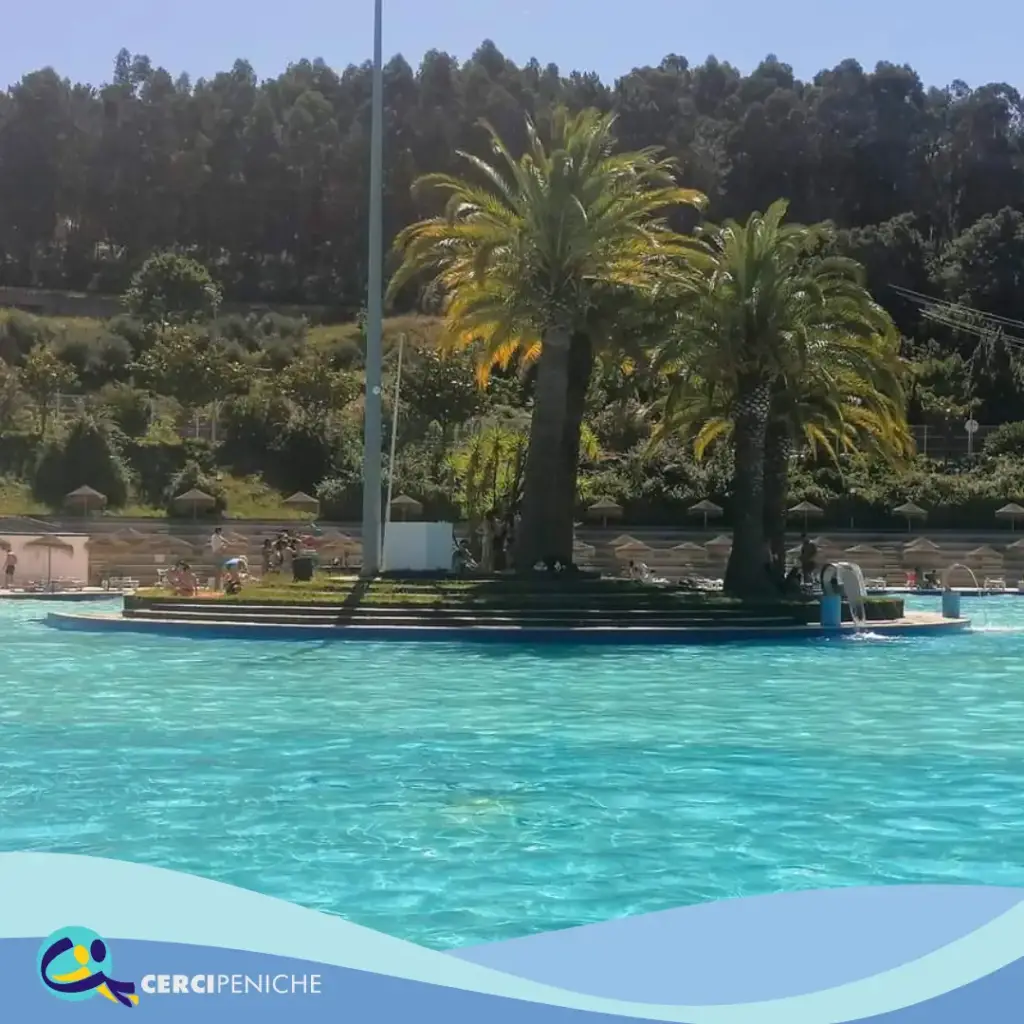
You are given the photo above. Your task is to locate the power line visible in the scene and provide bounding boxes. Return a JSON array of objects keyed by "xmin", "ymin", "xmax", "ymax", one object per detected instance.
[{"xmin": 890, "ymin": 285, "xmax": 1024, "ymax": 351}]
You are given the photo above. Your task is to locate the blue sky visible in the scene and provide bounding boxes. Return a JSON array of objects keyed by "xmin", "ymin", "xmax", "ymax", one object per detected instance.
[{"xmin": 4, "ymin": 0, "xmax": 1022, "ymax": 91}]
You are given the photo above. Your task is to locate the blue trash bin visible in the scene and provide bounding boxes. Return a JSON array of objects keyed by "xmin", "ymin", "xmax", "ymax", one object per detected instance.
[{"xmin": 941, "ymin": 590, "xmax": 961, "ymax": 619}]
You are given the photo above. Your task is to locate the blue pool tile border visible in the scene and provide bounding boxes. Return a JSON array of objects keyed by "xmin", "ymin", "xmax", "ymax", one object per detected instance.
[{"xmin": 41, "ymin": 611, "xmax": 972, "ymax": 645}]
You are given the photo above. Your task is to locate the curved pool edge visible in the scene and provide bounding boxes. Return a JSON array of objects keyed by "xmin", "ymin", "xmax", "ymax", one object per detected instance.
[{"xmin": 40, "ymin": 611, "xmax": 972, "ymax": 644}]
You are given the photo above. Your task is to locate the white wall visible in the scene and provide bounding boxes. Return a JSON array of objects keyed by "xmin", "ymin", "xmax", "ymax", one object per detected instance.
[
  {"xmin": 382, "ymin": 522, "xmax": 454, "ymax": 572},
  {"xmin": 0, "ymin": 534, "xmax": 90, "ymax": 587}
]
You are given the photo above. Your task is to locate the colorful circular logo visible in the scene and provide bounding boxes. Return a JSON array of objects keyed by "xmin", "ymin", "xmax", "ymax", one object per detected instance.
[{"xmin": 38, "ymin": 927, "xmax": 137, "ymax": 1006}]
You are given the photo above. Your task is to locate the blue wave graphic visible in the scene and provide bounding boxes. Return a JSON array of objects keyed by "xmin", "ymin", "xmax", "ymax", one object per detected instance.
[
  {"xmin": 452, "ymin": 885, "xmax": 1024, "ymax": 1004},
  {"xmin": 4, "ymin": 853, "xmax": 1024, "ymax": 1023}
]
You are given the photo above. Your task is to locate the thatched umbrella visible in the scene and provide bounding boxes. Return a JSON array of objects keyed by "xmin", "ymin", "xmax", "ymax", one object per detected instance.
[
  {"xmin": 610, "ymin": 534, "xmax": 640, "ymax": 548},
  {"xmin": 893, "ymin": 501, "xmax": 927, "ymax": 532},
  {"xmin": 64, "ymin": 485, "xmax": 107, "ymax": 516},
  {"xmin": 25, "ymin": 535, "xmax": 75, "ymax": 584},
  {"xmin": 390, "ymin": 494, "xmax": 422, "ymax": 521},
  {"xmin": 614, "ymin": 539, "xmax": 654, "ymax": 563},
  {"xmin": 902, "ymin": 536, "xmax": 942, "ymax": 567},
  {"xmin": 996, "ymin": 503, "xmax": 1024, "ymax": 532},
  {"xmin": 671, "ymin": 541, "xmax": 707, "ymax": 564},
  {"xmin": 587, "ymin": 497, "xmax": 623, "ymax": 527},
  {"xmin": 284, "ymin": 491, "xmax": 320, "ymax": 518},
  {"xmin": 787, "ymin": 500, "xmax": 824, "ymax": 531},
  {"xmin": 687, "ymin": 499, "xmax": 723, "ymax": 530},
  {"xmin": 705, "ymin": 534, "xmax": 733, "ymax": 553},
  {"xmin": 173, "ymin": 488, "xmax": 216, "ymax": 520}
]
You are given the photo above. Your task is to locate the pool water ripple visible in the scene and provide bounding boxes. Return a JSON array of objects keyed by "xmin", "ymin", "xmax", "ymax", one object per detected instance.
[{"xmin": 3, "ymin": 594, "xmax": 1024, "ymax": 947}]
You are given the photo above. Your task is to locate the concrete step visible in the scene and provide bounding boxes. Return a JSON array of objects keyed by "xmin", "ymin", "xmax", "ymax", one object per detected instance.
[
  {"xmin": 128, "ymin": 599, "xmax": 792, "ymax": 618},
  {"xmin": 123, "ymin": 607, "xmax": 801, "ymax": 628}
]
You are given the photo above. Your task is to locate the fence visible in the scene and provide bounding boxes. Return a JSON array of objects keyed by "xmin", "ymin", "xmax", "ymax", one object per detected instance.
[
  {"xmin": 42, "ymin": 397, "xmax": 1004, "ymax": 460},
  {"xmin": 910, "ymin": 424, "xmax": 998, "ymax": 460},
  {"xmin": 52, "ymin": 393, "xmax": 222, "ymax": 442}
]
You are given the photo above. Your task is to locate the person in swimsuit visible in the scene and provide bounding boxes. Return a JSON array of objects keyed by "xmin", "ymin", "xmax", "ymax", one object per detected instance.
[{"xmin": 3, "ymin": 550, "xmax": 16, "ymax": 587}]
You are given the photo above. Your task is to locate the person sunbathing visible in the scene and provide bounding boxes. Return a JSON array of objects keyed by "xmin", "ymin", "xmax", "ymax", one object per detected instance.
[{"xmin": 168, "ymin": 561, "xmax": 197, "ymax": 596}]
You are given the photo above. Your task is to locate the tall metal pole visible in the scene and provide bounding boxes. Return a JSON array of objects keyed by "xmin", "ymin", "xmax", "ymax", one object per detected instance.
[{"xmin": 361, "ymin": 0, "xmax": 384, "ymax": 576}]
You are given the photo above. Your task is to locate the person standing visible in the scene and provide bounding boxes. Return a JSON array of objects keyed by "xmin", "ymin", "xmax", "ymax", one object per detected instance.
[
  {"xmin": 3, "ymin": 549, "xmax": 16, "ymax": 589},
  {"xmin": 481, "ymin": 513, "xmax": 495, "ymax": 573},
  {"xmin": 209, "ymin": 527, "xmax": 227, "ymax": 589},
  {"xmin": 799, "ymin": 533, "xmax": 818, "ymax": 586}
]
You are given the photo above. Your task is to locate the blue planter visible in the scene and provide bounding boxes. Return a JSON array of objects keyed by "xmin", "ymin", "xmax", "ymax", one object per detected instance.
[{"xmin": 942, "ymin": 591, "xmax": 961, "ymax": 619}]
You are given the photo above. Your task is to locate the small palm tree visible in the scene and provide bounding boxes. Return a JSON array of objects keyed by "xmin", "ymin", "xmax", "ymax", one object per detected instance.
[
  {"xmin": 652, "ymin": 200, "xmax": 903, "ymax": 597},
  {"xmin": 389, "ymin": 107, "xmax": 705, "ymax": 567}
]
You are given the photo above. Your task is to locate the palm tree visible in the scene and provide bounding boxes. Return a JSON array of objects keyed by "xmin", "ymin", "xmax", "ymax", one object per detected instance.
[
  {"xmin": 655, "ymin": 334, "xmax": 912, "ymax": 581},
  {"xmin": 388, "ymin": 107, "xmax": 705, "ymax": 568},
  {"xmin": 651, "ymin": 200, "xmax": 903, "ymax": 597}
]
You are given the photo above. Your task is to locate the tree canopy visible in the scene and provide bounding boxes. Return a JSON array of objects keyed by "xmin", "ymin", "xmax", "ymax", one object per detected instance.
[{"xmin": 0, "ymin": 44, "xmax": 1021, "ymax": 337}]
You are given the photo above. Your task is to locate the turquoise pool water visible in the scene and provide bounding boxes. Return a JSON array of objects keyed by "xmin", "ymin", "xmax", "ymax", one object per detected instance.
[{"xmin": 3, "ymin": 595, "xmax": 1024, "ymax": 948}]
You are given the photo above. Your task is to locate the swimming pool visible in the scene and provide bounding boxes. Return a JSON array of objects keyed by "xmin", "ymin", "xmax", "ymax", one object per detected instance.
[{"xmin": 2, "ymin": 594, "xmax": 1023, "ymax": 949}]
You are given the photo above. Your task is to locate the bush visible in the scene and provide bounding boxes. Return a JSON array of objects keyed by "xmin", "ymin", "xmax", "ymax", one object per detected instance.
[
  {"xmin": 32, "ymin": 416, "xmax": 130, "ymax": 508},
  {"xmin": 53, "ymin": 325, "xmax": 133, "ymax": 390},
  {"xmin": 218, "ymin": 392, "xmax": 292, "ymax": 475},
  {"xmin": 92, "ymin": 383, "xmax": 152, "ymax": 438},
  {"xmin": 164, "ymin": 460, "xmax": 227, "ymax": 517},
  {"xmin": 0, "ymin": 310, "xmax": 52, "ymax": 364},
  {"xmin": 123, "ymin": 251, "xmax": 222, "ymax": 325},
  {"xmin": 984, "ymin": 421, "xmax": 1024, "ymax": 458},
  {"xmin": 316, "ymin": 472, "xmax": 364, "ymax": 520}
]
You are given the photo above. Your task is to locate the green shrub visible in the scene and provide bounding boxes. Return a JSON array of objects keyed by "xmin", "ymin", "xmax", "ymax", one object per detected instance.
[
  {"xmin": 123, "ymin": 251, "xmax": 222, "ymax": 325},
  {"xmin": 32, "ymin": 416, "xmax": 130, "ymax": 508},
  {"xmin": 984, "ymin": 421, "xmax": 1024, "ymax": 457},
  {"xmin": 92, "ymin": 383, "xmax": 152, "ymax": 438},
  {"xmin": 316, "ymin": 474, "xmax": 362, "ymax": 520},
  {"xmin": 164, "ymin": 460, "xmax": 227, "ymax": 517},
  {"xmin": 0, "ymin": 310, "xmax": 53, "ymax": 364}
]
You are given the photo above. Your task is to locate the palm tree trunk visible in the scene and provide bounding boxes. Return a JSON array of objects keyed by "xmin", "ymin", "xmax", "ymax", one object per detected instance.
[
  {"xmin": 554, "ymin": 332, "xmax": 594, "ymax": 564},
  {"xmin": 763, "ymin": 422, "xmax": 794, "ymax": 584},
  {"xmin": 516, "ymin": 327, "xmax": 572, "ymax": 569},
  {"xmin": 723, "ymin": 375, "xmax": 773, "ymax": 597}
]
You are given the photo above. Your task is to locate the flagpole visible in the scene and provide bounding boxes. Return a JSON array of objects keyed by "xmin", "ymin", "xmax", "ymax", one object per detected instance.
[{"xmin": 360, "ymin": 0, "xmax": 385, "ymax": 577}]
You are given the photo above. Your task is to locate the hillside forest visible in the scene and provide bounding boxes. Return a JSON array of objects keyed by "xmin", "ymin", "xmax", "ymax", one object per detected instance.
[{"xmin": 1, "ymin": 43, "xmax": 1024, "ymax": 529}]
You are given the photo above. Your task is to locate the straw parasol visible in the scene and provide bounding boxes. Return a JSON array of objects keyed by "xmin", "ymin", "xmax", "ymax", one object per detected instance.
[
  {"xmin": 893, "ymin": 501, "xmax": 927, "ymax": 532},
  {"xmin": 705, "ymin": 533, "xmax": 733, "ymax": 552},
  {"xmin": 173, "ymin": 488, "xmax": 216, "ymax": 520},
  {"xmin": 967, "ymin": 545, "xmax": 1004, "ymax": 575},
  {"xmin": 996, "ymin": 503, "xmax": 1024, "ymax": 531},
  {"xmin": 284, "ymin": 491, "xmax": 320, "ymax": 517},
  {"xmin": 25, "ymin": 534, "xmax": 75, "ymax": 584},
  {"xmin": 614, "ymin": 539, "xmax": 653, "ymax": 561},
  {"xmin": 687, "ymin": 499, "xmax": 724, "ymax": 530},
  {"xmin": 902, "ymin": 536, "xmax": 942, "ymax": 567},
  {"xmin": 390, "ymin": 494, "xmax": 422, "ymax": 521},
  {"xmin": 671, "ymin": 541, "xmax": 707, "ymax": 564},
  {"xmin": 586, "ymin": 497, "xmax": 623, "ymax": 527},
  {"xmin": 787, "ymin": 500, "xmax": 824, "ymax": 530},
  {"xmin": 610, "ymin": 534, "xmax": 640, "ymax": 548},
  {"xmin": 64, "ymin": 485, "xmax": 107, "ymax": 515}
]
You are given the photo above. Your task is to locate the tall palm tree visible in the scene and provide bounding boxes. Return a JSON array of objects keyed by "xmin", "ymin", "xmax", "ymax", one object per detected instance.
[
  {"xmin": 388, "ymin": 107, "xmax": 705, "ymax": 568},
  {"xmin": 651, "ymin": 200, "xmax": 901, "ymax": 597}
]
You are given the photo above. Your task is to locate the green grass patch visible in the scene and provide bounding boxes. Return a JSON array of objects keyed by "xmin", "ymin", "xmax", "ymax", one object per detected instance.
[
  {"xmin": 131, "ymin": 575, "xmax": 826, "ymax": 613},
  {"xmin": 0, "ymin": 477, "xmax": 47, "ymax": 515}
]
